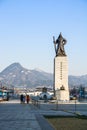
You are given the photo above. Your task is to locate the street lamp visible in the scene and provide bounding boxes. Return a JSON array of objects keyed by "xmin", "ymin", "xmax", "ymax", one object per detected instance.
[{"xmin": 0, "ymin": 81, "xmax": 2, "ymax": 89}]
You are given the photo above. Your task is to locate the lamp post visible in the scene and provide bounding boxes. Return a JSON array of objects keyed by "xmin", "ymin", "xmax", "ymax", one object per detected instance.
[
  {"xmin": 0, "ymin": 81, "xmax": 2, "ymax": 89},
  {"xmin": 56, "ymin": 97, "xmax": 59, "ymax": 110},
  {"xmin": 56, "ymin": 89, "xmax": 60, "ymax": 110},
  {"xmin": 75, "ymin": 98, "xmax": 77, "ymax": 113}
]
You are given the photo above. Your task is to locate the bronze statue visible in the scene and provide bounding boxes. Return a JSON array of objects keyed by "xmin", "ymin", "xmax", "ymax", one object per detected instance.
[{"xmin": 53, "ymin": 33, "xmax": 67, "ymax": 56}]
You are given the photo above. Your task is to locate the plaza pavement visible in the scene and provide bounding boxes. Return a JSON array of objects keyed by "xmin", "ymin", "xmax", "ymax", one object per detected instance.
[{"xmin": 0, "ymin": 99, "xmax": 87, "ymax": 130}]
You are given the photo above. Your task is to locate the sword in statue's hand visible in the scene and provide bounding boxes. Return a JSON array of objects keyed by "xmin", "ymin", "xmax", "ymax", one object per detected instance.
[{"xmin": 53, "ymin": 36, "xmax": 57, "ymax": 55}]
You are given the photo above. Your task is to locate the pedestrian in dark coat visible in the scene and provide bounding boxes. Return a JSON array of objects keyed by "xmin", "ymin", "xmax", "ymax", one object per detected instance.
[{"xmin": 20, "ymin": 94, "xmax": 23, "ymax": 103}]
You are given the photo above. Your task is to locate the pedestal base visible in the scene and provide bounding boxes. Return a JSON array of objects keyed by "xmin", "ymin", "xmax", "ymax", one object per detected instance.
[
  {"xmin": 55, "ymin": 90, "xmax": 69, "ymax": 101},
  {"xmin": 54, "ymin": 56, "xmax": 69, "ymax": 101}
]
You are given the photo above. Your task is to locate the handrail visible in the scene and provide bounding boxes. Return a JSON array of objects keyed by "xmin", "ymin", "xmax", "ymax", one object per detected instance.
[{"xmin": 31, "ymin": 96, "xmax": 40, "ymax": 108}]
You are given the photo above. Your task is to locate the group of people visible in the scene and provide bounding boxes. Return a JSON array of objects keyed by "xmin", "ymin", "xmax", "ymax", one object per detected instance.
[{"xmin": 20, "ymin": 94, "xmax": 30, "ymax": 104}]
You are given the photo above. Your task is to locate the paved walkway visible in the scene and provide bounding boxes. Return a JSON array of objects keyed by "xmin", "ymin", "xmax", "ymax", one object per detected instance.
[
  {"xmin": 0, "ymin": 99, "xmax": 87, "ymax": 130},
  {"xmin": 0, "ymin": 103, "xmax": 42, "ymax": 130}
]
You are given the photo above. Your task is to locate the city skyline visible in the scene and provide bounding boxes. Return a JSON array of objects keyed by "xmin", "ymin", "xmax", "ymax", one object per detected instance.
[{"xmin": 0, "ymin": 0, "xmax": 87, "ymax": 75}]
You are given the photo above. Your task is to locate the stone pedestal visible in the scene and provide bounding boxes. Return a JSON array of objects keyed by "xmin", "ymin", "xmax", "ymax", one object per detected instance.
[{"xmin": 54, "ymin": 56, "xmax": 69, "ymax": 100}]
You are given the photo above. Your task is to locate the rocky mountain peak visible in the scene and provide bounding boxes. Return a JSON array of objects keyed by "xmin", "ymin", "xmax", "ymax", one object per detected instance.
[
  {"xmin": 0, "ymin": 63, "xmax": 24, "ymax": 75},
  {"xmin": 0, "ymin": 63, "xmax": 53, "ymax": 88}
]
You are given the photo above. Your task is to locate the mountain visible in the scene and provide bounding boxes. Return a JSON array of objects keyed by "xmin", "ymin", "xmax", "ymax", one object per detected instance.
[
  {"xmin": 0, "ymin": 62, "xmax": 87, "ymax": 88},
  {"xmin": 69, "ymin": 75, "xmax": 87, "ymax": 87},
  {"xmin": 0, "ymin": 63, "xmax": 53, "ymax": 88}
]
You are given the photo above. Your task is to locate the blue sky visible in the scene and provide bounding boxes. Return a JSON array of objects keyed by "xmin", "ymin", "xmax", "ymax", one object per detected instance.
[{"xmin": 0, "ymin": 0, "xmax": 87, "ymax": 75}]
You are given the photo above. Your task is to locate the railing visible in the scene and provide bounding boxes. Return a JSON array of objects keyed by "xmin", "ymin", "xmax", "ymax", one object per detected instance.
[{"xmin": 31, "ymin": 96, "xmax": 40, "ymax": 108}]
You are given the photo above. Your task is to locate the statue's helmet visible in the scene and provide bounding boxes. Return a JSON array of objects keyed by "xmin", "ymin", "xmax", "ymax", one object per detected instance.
[{"xmin": 58, "ymin": 33, "xmax": 63, "ymax": 40}]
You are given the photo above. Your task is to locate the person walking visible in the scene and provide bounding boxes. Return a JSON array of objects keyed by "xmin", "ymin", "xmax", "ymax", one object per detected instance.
[
  {"xmin": 20, "ymin": 94, "xmax": 23, "ymax": 103},
  {"xmin": 26, "ymin": 95, "xmax": 30, "ymax": 104},
  {"xmin": 23, "ymin": 95, "xmax": 25, "ymax": 104}
]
